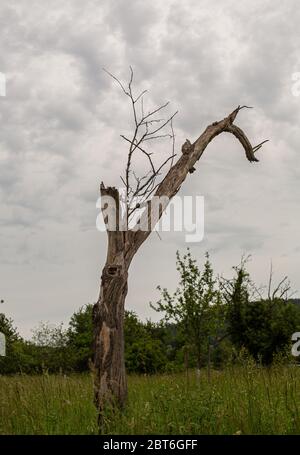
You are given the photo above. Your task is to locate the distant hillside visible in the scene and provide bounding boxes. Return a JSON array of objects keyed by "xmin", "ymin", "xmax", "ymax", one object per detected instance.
[{"xmin": 290, "ymin": 298, "xmax": 300, "ymax": 307}]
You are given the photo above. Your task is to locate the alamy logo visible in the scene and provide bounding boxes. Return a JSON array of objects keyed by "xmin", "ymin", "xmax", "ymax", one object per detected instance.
[
  {"xmin": 0, "ymin": 332, "xmax": 5, "ymax": 356},
  {"xmin": 96, "ymin": 190, "xmax": 205, "ymax": 243},
  {"xmin": 0, "ymin": 72, "xmax": 6, "ymax": 97},
  {"xmin": 291, "ymin": 332, "xmax": 300, "ymax": 357}
]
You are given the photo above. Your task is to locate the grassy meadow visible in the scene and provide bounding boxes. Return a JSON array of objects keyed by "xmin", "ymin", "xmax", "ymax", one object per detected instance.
[{"xmin": 1, "ymin": 362, "xmax": 300, "ymax": 435}]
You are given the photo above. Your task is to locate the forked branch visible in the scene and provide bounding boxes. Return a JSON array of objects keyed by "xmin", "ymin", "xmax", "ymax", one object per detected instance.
[{"xmin": 101, "ymin": 70, "xmax": 268, "ymax": 261}]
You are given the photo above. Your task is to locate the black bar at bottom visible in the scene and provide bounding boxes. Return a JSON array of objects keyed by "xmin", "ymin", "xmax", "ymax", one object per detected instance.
[{"xmin": 0, "ymin": 435, "xmax": 300, "ymax": 453}]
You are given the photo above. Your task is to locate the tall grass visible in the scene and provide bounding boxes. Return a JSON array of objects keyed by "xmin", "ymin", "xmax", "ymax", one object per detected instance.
[
  {"xmin": 1, "ymin": 363, "xmax": 300, "ymax": 434},
  {"xmin": 0, "ymin": 374, "xmax": 98, "ymax": 435}
]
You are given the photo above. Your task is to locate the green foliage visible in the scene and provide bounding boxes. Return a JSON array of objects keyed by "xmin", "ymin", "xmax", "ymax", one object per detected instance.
[
  {"xmin": 240, "ymin": 298, "xmax": 300, "ymax": 364},
  {"xmin": 0, "ymin": 307, "xmax": 173, "ymax": 375},
  {"xmin": 152, "ymin": 249, "xmax": 225, "ymax": 368},
  {"xmin": 1, "ymin": 252, "xmax": 300, "ymax": 376},
  {"xmin": 30, "ymin": 322, "xmax": 72, "ymax": 373},
  {"xmin": 222, "ymin": 260, "xmax": 300, "ymax": 364},
  {"xmin": 124, "ymin": 311, "xmax": 168, "ymax": 374},
  {"xmin": 67, "ymin": 304, "xmax": 93, "ymax": 371},
  {"xmin": 0, "ymin": 313, "xmax": 25, "ymax": 374}
]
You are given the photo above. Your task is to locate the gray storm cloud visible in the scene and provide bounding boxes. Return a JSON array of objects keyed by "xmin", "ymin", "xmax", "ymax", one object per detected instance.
[{"xmin": 0, "ymin": 0, "xmax": 300, "ymax": 337}]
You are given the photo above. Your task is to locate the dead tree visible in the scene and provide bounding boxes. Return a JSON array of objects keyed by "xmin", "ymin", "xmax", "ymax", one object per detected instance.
[{"xmin": 92, "ymin": 68, "xmax": 268, "ymax": 419}]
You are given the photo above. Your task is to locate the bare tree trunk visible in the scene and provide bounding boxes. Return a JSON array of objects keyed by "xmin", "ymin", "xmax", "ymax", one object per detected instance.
[
  {"xmin": 92, "ymin": 105, "xmax": 268, "ymax": 417},
  {"xmin": 92, "ymin": 186, "xmax": 130, "ymax": 420},
  {"xmin": 93, "ymin": 265, "xmax": 128, "ymax": 416}
]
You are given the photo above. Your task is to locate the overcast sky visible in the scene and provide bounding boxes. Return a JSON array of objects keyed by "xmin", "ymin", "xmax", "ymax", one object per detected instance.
[{"xmin": 1, "ymin": 0, "xmax": 300, "ymax": 338}]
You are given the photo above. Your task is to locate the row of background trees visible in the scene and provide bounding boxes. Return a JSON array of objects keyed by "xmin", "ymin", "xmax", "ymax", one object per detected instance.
[{"xmin": 1, "ymin": 250, "xmax": 300, "ymax": 375}]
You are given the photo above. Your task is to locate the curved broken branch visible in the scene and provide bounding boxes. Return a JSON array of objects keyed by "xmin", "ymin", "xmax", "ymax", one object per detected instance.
[
  {"xmin": 224, "ymin": 124, "xmax": 260, "ymax": 162},
  {"xmin": 127, "ymin": 105, "xmax": 268, "ymax": 258}
]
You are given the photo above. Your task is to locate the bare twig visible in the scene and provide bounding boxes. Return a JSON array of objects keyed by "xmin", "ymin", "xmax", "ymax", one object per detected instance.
[{"xmin": 104, "ymin": 67, "xmax": 177, "ymax": 219}]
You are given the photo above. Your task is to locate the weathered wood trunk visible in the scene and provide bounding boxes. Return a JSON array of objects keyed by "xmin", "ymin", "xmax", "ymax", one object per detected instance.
[
  {"xmin": 92, "ymin": 185, "xmax": 130, "ymax": 418},
  {"xmin": 93, "ymin": 264, "xmax": 128, "ymax": 415}
]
